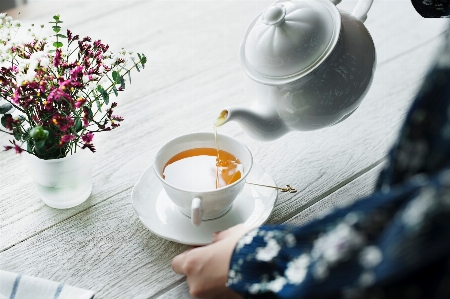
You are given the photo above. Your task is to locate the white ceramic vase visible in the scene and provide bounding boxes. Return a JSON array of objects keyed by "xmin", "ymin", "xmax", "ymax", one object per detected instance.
[{"xmin": 23, "ymin": 149, "xmax": 93, "ymax": 209}]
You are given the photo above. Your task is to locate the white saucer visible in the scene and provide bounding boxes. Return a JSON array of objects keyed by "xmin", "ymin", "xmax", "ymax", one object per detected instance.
[{"xmin": 131, "ymin": 161, "xmax": 277, "ymax": 245}]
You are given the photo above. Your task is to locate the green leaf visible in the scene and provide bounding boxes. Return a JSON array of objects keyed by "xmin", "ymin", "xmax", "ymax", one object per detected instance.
[
  {"xmin": 17, "ymin": 115, "xmax": 26, "ymax": 123},
  {"xmin": 1, "ymin": 114, "xmax": 10, "ymax": 128},
  {"xmin": 138, "ymin": 53, "xmax": 146, "ymax": 69},
  {"xmin": 112, "ymin": 71, "xmax": 119, "ymax": 84},
  {"xmin": 27, "ymin": 141, "xmax": 33, "ymax": 152},
  {"xmin": 52, "ymin": 26, "xmax": 61, "ymax": 33},
  {"xmin": 53, "ymin": 41, "xmax": 63, "ymax": 48},
  {"xmin": 0, "ymin": 103, "xmax": 12, "ymax": 114},
  {"xmin": 75, "ymin": 118, "xmax": 82, "ymax": 132},
  {"xmin": 97, "ymin": 85, "xmax": 109, "ymax": 105},
  {"xmin": 30, "ymin": 126, "xmax": 49, "ymax": 141},
  {"xmin": 119, "ymin": 75, "xmax": 125, "ymax": 89},
  {"xmin": 135, "ymin": 61, "xmax": 140, "ymax": 72},
  {"xmin": 53, "ymin": 15, "xmax": 60, "ymax": 21},
  {"xmin": 112, "ymin": 86, "xmax": 118, "ymax": 97},
  {"xmin": 56, "ymin": 34, "xmax": 67, "ymax": 38},
  {"xmin": 102, "ymin": 91, "xmax": 109, "ymax": 105},
  {"xmin": 87, "ymin": 107, "xmax": 94, "ymax": 119},
  {"xmin": 35, "ymin": 139, "xmax": 46, "ymax": 154},
  {"xmin": 95, "ymin": 96, "xmax": 102, "ymax": 112}
]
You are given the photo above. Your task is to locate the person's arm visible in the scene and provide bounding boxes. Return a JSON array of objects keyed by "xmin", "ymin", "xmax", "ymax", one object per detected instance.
[{"xmin": 227, "ymin": 175, "xmax": 450, "ymax": 298}]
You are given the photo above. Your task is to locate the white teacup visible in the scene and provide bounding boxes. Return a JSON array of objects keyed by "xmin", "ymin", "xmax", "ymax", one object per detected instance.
[{"xmin": 153, "ymin": 132, "xmax": 253, "ymax": 226}]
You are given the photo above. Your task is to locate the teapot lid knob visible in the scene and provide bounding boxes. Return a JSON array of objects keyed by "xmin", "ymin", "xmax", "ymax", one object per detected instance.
[
  {"xmin": 240, "ymin": 0, "xmax": 341, "ymax": 85},
  {"xmin": 261, "ymin": 4, "xmax": 286, "ymax": 26}
]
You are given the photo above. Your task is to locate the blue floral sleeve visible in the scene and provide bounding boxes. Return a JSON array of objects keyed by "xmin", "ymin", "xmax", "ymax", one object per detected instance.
[{"xmin": 227, "ymin": 23, "xmax": 450, "ymax": 299}]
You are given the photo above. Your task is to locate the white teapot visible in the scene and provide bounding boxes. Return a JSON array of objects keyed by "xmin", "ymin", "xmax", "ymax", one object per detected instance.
[{"xmin": 216, "ymin": 0, "xmax": 376, "ymax": 141}]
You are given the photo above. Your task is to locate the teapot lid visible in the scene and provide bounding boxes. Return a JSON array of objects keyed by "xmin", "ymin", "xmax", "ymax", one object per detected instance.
[{"xmin": 241, "ymin": 0, "xmax": 340, "ymax": 85}]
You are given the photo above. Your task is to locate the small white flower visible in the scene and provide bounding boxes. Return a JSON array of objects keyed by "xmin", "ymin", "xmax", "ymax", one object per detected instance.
[
  {"xmin": 85, "ymin": 82, "xmax": 94, "ymax": 91},
  {"xmin": 24, "ymin": 69, "xmax": 36, "ymax": 82},
  {"xmin": 40, "ymin": 57, "xmax": 49, "ymax": 68},
  {"xmin": 29, "ymin": 59, "xmax": 39, "ymax": 72},
  {"xmin": 12, "ymin": 20, "xmax": 21, "ymax": 28},
  {"xmin": 82, "ymin": 75, "xmax": 90, "ymax": 84},
  {"xmin": 285, "ymin": 254, "xmax": 310, "ymax": 284},
  {"xmin": 0, "ymin": 13, "xmax": 6, "ymax": 20},
  {"xmin": 256, "ymin": 239, "xmax": 280, "ymax": 262}
]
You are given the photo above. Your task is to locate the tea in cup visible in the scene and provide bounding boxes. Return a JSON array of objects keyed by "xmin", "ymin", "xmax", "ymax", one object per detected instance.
[{"xmin": 153, "ymin": 132, "xmax": 253, "ymax": 226}]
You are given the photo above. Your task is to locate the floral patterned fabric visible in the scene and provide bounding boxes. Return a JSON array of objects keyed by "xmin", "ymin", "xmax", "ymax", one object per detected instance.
[{"xmin": 227, "ymin": 24, "xmax": 450, "ymax": 299}]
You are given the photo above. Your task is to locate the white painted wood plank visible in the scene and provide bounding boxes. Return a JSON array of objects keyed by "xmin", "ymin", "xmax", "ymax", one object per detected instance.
[
  {"xmin": 1, "ymin": 0, "xmax": 447, "ymax": 251},
  {"xmin": 284, "ymin": 162, "xmax": 384, "ymax": 226},
  {"xmin": 0, "ymin": 189, "xmax": 190, "ymax": 299}
]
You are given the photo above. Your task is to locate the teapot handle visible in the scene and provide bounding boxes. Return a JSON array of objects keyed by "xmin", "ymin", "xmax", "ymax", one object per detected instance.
[{"xmin": 330, "ymin": 0, "xmax": 374, "ymax": 23}]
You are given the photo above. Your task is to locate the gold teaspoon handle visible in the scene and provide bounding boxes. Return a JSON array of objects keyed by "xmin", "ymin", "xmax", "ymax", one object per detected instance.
[{"xmin": 246, "ymin": 182, "xmax": 297, "ymax": 193}]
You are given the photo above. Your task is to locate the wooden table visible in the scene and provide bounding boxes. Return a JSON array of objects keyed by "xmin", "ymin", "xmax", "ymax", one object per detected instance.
[{"xmin": 1, "ymin": 0, "xmax": 448, "ymax": 298}]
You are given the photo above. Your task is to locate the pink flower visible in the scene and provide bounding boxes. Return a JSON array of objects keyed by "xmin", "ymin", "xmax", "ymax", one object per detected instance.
[
  {"xmin": 12, "ymin": 89, "xmax": 20, "ymax": 104},
  {"xmin": 70, "ymin": 65, "xmax": 83, "ymax": 80},
  {"xmin": 14, "ymin": 144, "xmax": 23, "ymax": 154},
  {"xmin": 4, "ymin": 141, "xmax": 23, "ymax": 154},
  {"xmin": 53, "ymin": 49, "xmax": 62, "ymax": 67},
  {"xmin": 2, "ymin": 114, "xmax": 14, "ymax": 130},
  {"xmin": 47, "ymin": 87, "xmax": 72, "ymax": 105},
  {"xmin": 81, "ymin": 132, "xmax": 94, "ymax": 143},
  {"xmin": 59, "ymin": 134, "xmax": 75, "ymax": 147},
  {"xmin": 82, "ymin": 107, "xmax": 90, "ymax": 127},
  {"xmin": 75, "ymin": 97, "xmax": 87, "ymax": 108},
  {"xmin": 52, "ymin": 114, "xmax": 74, "ymax": 132},
  {"xmin": 67, "ymin": 29, "xmax": 73, "ymax": 41}
]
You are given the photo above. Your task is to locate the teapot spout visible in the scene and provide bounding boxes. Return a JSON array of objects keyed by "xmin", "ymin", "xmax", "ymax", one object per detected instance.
[{"xmin": 215, "ymin": 106, "xmax": 288, "ymax": 141}]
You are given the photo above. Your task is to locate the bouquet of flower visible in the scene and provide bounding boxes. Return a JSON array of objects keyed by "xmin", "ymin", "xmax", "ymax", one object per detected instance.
[{"xmin": 0, "ymin": 14, "xmax": 146, "ymax": 159}]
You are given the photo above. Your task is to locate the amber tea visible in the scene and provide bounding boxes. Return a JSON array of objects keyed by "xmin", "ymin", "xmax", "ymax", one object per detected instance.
[{"xmin": 163, "ymin": 147, "xmax": 243, "ymax": 190}]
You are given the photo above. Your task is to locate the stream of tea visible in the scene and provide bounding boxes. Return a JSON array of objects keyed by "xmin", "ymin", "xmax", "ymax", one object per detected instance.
[{"xmin": 162, "ymin": 115, "xmax": 242, "ymax": 190}]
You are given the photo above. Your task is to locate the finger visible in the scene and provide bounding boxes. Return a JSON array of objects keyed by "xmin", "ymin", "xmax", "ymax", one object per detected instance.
[
  {"xmin": 211, "ymin": 231, "xmax": 222, "ymax": 243},
  {"xmin": 212, "ymin": 224, "xmax": 243, "ymax": 242},
  {"xmin": 171, "ymin": 251, "xmax": 189, "ymax": 275}
]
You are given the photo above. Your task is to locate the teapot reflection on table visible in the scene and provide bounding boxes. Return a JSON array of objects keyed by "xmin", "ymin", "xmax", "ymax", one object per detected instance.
[{"xmin": 216, "ymin": 0, "xmax": 376, "ymax": 141}]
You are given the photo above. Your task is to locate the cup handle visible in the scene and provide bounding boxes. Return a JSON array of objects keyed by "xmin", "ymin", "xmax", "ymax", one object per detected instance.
[{"xmin": 191, "ymin": 197, "xmax": 202, "ymax": 226}]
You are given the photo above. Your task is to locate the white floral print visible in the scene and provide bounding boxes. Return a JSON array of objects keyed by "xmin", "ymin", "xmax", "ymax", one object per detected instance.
[
  {"xmin": 402, "ymin": 187, "xmax": 436, "ymax": 229},
  {"xmin": 256, "ymin": 239, "xmax": 281, "ymax": 262},
  {"xmin": 311, "ymin": 223, "xmax": 365, "ymax": 265},
  {"xmin": 284, "ymin": 233, "xmax": 297, "ymax": 247},
  {"xmin": 285, "ymin": 254, "xmax": 310, "ymax": 284},
  {"xmin": 359, "ymin": 246, "xmax": 383, "ymax": 269},
  {"xmin": 236, "ymin": 228, "xmax": 259, "ymax": 252}
]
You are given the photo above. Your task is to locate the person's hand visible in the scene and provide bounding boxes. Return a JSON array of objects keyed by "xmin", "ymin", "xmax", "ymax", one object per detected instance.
[{"xmin": 171, "ymin": 224, "xmax": 255, "ymax": 299}]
